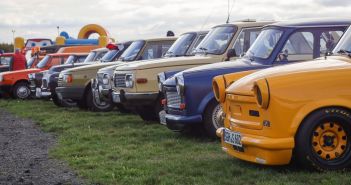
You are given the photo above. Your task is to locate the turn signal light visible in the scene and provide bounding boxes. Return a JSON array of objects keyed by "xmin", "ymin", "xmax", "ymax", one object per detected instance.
[
  {"xmin": 179, "ymin": 103, "xmax": 186, "ymax": 110},
  {"xmin": 136, "ymin": 78, "xmax": 148, "ymax": 84},
  {"xmin": 161, "ymin": 99, "xmax": 167, "ymax": 105}
]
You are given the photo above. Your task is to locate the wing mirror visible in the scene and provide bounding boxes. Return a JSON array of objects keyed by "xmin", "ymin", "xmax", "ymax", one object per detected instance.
[{"xmin": 226, "ymin": 49, "xmax": 237, "ymax": 61}]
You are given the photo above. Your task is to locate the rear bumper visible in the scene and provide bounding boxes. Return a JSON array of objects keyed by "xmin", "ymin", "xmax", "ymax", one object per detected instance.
[
  {"xmin": 55, "ymin": 86, "xmax": 85, "ymax": 101},
  {"xmin": 217, "ymin": 127, "xmax": 294, "ymax": 165},
  {"xmin": 165, "ymin": 114, "xmax": 202, "ymax": 131}
]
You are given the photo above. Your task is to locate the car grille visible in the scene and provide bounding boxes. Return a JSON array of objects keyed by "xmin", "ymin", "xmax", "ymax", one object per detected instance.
[
  {"xmin": 166, "ymin": 91, "xmax": 181, "ymax": 108},
  {"xmin": 57, "ymin": 76, "xmax": 63, "ymax": 87},
  {"xmin": 114, "ymin": 73, "xmax": 126, "ymax": 88}
]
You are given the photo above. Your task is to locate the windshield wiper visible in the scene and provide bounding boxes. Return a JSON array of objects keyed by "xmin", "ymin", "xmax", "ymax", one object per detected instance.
[{"xmin": 337, "ymin": 49, "xmax": 351, "ymax": 57}]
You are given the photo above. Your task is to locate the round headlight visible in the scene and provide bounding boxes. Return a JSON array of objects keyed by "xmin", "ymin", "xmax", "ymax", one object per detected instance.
[
  {"xmin": 253, "ymin": 79, "xmax": 270, "ymax": 109},
  {"xmin": 102, "ymin": 74, "xmax": 110, "ymax": 85},
  {"xmin": 157, "ymin": 72, "xmax": 166, "ymax": 91},
  {"xmin": 125, "ymin": 74, "xmax": 134, "ymax": 88},
  {"xmin": 175, "ymin": 76, "xmax": 184, "ymax": 96},
  {"xmin": 212, "ymin": 75, "xmax": 226, "ymax": 103}
]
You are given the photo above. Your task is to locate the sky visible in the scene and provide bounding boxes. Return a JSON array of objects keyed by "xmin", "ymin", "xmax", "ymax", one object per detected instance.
[{"xmin": 0, "ymin": 0, "xmax": 351, "ymax": 43}]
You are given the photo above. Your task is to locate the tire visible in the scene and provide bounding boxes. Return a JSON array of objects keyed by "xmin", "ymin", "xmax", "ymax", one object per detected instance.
[
  {"xmin": 86, "ymin": 88, "xmax": 114, "ymax": 112},
  {"xmin": 203, "ymin": 101, "xmax": 224, "ymax": 138},
  {"xmin": 295, "ymin": 107, "xmax": 351, "ymax": 171},
  {"xmin": 136, "ymin": 97, "xmax": 162, "ymax": 122},
  {"xmin": 12, "ymin": 82, "xmax": 31, "ymax": 99},
  {"xmin": 52, "ymin": 93, "xmax": 76, "ymax": 107}
]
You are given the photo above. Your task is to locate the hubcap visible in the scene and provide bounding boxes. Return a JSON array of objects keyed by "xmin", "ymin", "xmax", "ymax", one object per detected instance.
[
  {"xmin": 212, "ymin": 104, "xmax": 224, "ymax": 129},
  {"xmin": 17, "ymin": 86, "xmax": 30, "ymax": 99},
  {"xmin": 312, "ymin": 122, "xmax": 347, "ymax": 160},
  {"xmin": 92, "ymin": 88, "xmax": 108, "ymax": 108}
]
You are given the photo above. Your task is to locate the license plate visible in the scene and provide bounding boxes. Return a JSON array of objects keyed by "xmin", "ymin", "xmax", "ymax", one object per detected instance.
[
  {"xmin": 159, "ymin": 110, "xmax": 167, "ymax": 125},
  {"xmin": 223, "ymin": 129, "xmax": 242, "ymax": 147},
  {"xmin": 35, "ymin": 88, "xmax": 41, "ymax": 98}
]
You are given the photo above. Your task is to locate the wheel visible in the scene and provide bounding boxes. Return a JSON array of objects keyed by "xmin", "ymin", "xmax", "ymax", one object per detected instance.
[
  {"xmin": 86, "ymin": 88, "xmax": 114, "ymax": 112},
  {"xmin": 295, "ymin": 107, "xmax": 351, "ymax": 170},
  {"xmin": 13, "ymin": 82, "xmax": 31, "ymax": 99},
  {"xmin": 203, "ymin": 101, "xmax": 224, "ymax": 138},
  {"xmin": 52, "ymin": 93, "xmax": 76, "ymax": 107}
]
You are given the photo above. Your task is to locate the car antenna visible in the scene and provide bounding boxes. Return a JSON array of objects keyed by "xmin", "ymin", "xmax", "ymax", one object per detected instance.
[{"xmin": 226, "ymin": 0, "xmax": 236, "ymax": 23}]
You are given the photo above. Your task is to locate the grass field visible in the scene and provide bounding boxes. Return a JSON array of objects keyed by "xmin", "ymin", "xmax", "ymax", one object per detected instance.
[{"xmin": 0, "ymin": 99, "xmax": 350, "ymax": 185}]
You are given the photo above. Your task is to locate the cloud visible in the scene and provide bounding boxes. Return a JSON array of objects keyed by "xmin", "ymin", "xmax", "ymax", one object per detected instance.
[
  {"xmin": 314, "ymin": 0, "xmax": 351, "ymax": 6},
  {"xmin": 0, "ymin": 0, "xmax": 350, "ymax": 43}
]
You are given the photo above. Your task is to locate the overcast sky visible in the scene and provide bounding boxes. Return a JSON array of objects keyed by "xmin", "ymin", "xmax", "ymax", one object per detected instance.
[{"xmin": 0, "ymin": 0, "xmax": 351, "ymax": 43}]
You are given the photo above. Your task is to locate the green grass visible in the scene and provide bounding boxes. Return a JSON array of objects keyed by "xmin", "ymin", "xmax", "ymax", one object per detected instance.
[{"xmin": 1, "ymin": 100, "xmax": 351, "ymax": 185}]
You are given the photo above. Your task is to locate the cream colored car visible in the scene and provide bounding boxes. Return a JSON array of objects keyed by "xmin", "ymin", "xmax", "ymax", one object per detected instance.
[{"xmin": 112, "ymin": 20, "xmax": 273, "ymax": 121}]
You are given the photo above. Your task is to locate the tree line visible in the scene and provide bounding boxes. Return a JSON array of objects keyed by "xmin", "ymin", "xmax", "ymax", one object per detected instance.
[{"xmin": 0, "ymin": 43, "xmax": 14, "ymax": 52}]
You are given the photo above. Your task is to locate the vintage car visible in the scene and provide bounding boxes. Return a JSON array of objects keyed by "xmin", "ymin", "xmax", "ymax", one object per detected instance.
[
  {"xmin": 111, "ymin": 20, "xmax": 274, "ymax": 121},
  {"xmin": 91, "ymin": 31, "xmax": 208, "ymax": 112},
  {"xmin": 56, "ymin": 37, "xmax": 177, "ymax": 108},
  {"xmin": 30, "ymin": 53, "xmax": 89, "ymax": 99},
  {"xmin": 0, "ymin": 52, "xmax": 26, "ymax": 72},
  {"xmin": 28, "ymin": 47, "xmax": 109, "ymax": 105},
  {"xmin": 214, "ymin": 22, "xmax": 351, "ymax": 170},
  {"xmin": 161, "ymin": 19, "xmax": 350, "ymax": 138},
  {"xmin": 0, "ymin": 45, "xmax": 98, "ymax": 99}
]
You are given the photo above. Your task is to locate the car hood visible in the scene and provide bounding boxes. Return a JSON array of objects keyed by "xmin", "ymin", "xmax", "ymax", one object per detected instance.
[
  {"xmin": 163, "ymin": 58, "xmax": 267, "ymax": 86},
  {"xmin": 1, "ymin": 68, "xmax": 42, "ymax": 77},
  {"xmin": 49, "ymin": 63, "xmax": 93, "ymax": 73},
  {"xmin": 62, "ymin": 61, "xmax": 127, "ymax": 74},
  {"xmin": 115, "ymin": 55, "xmax": 220, "ymax": 71},
  {"xmin": 227, "ymin": 56, "xmax": 351, "ymax": 95},
  {"xmin": 97, "ymin": 64, "xmax": 119, "ymax": 75}
]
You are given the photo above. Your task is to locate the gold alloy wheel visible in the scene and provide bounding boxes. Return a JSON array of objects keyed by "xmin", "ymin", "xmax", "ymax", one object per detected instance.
[{"xmin": 312, "ymin": 122, "xmax": 348, "ymax": 160}]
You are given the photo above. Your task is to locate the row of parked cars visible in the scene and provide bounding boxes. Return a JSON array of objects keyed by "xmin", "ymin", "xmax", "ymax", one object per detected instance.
[{"xmin": 1, "ymin": 18, "xmax": 351, "ymax": 170}]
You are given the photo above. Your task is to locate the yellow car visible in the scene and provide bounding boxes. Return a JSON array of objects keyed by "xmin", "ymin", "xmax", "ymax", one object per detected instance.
[{"xmin": 213, "ymin": 26, "xmax": 351, "ymax": 170}]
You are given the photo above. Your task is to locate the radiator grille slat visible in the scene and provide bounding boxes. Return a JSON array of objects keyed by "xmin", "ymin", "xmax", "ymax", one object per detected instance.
[
  {"xmin": 114, "ymin": 74, "xmax": 126, "ymax": 88},
  {"xmin": 166, "ymin": 91, "xmax": 181, "ymax": 108}
]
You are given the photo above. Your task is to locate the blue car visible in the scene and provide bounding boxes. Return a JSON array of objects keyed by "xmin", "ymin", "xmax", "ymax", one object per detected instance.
[{"xmin": 160, "ymin": 18, "xmax": 351, "ymax": 137}]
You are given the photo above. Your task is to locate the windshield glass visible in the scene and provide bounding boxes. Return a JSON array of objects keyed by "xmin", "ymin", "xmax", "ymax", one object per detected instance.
[
  {"xmin": 65, "ymin": 56, "xmax": 75, "ymax": 64},
  {"xmin": 194, "ymin": 26, "xmax": 236, "ymax": 55},
  {"xmin": 84, "ymin": 52, "xmax": 96, "ymax": 63},
  {"xmin": 26, "ymin": 57, "xmax": 35, "ymax": 68},
  {"xmin": 333, "ymin": 27, "xmax": 351, "ymax": 54},
  {"xmin": 165, "ymin": 33, "xmax": 196, "ymax": 57},
  {"xmin": 245, "ymin": 29, "xmax": 283, "ymax": 60},
  {"xmin": 36, "ymin": 55, "xmax": 50, "ymax": 68},
  {"xmin": 119, "ymin": 40, "xmax": 145, "ymax": 61},
  {"xmin": 101, "ymin": 50, "xmax": 119, "ymax": 62}
]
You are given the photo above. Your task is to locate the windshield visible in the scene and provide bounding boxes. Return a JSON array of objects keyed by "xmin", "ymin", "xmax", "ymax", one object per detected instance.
[
  {"xmin": 119, "ymin": 40, "xmax": 145, "ymax": 61},
  {"xmin": 194, "ymin": 26, "xmax": 236, "ymax": 55},
  {"xmin": 84, "ymin": 52, "xmax": 96, "ymax": 63},
  {"xmin": 245, "ymin": 29, "xmax": 283, "ymax": 60},
  {"xmin": 333, "ymin": 27, "xmax": 351, "ymax": 54},
  {"xmin": 36, "ymin": 55, "xmax": 50, "ymax": 68},
  {"xmin": 101, "ymin": 50, "xmax": 119, "ymax": 62},
  {"xmin": 65, "ymin": 56, "xmax": 76, "ymax": 64},
  {"xmin": 165, "ymin": 33, "xmax": 196, "ymax": 57},
  {"xmin": 26, "ymin": 57, "xmax": 35, "ymax": 68}
]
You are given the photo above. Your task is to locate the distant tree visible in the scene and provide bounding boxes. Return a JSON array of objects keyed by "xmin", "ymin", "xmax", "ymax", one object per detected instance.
[{"xmin": 0, "ymin": 43, "xmax": 14, "ymax": 52}]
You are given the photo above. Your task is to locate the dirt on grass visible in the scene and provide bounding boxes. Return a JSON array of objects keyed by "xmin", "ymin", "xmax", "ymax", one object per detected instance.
[{"xmin": 0, "ymin": 109, "xmax": 85, "ymax": 185}]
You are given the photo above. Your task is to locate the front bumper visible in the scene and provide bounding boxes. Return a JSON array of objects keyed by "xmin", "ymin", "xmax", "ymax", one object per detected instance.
[
  {"xmin": 35, "ymin": 88, "xmax": 52, "ymax": 98},
  {"xmin": 55, "ymin": 86, "xmax": 85, "ymax": 101},
  {"xmin": 217, "ymin": 127, "xmax": 294, "ymax": 165},
  {"xmin": 165, "ymin": 113, "xmax": 202, "ymax": 131},
  {"xmin": 112, "ymin": 90, "xmax": 159, "ymax": 106}
]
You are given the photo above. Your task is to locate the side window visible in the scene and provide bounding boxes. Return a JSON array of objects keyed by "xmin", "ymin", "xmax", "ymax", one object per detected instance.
[
  {"xmin": 0, "ymin": 56, "xmax": 12, "ymax": 65},
  {"xmin": 189, "ymin": 34, "xmax": 206, "ymax": 55},
  {"xmin": 95, "ymin": 51, "xmax": 106, "ymax": 61},
  {"xmin": 77, "ymin": 56, "xmax": 87, "ymax": 63},
  {"xmin": 142, "ymin": 41, "xmax": 173, "ymax": 60},
  {"xmin": 232, "ymin": 28, "xmax": 261, "ymax": 56},
  {"xmin": 320, "ymin": 30, "xmax": 344, "ymax": 54},
  {"xmin": 278, "ymin": 31, "xmax": 314, "ymax": 62}
]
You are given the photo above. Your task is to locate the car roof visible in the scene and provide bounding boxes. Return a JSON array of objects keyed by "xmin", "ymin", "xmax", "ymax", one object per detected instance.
[
  {"xmin": 135, "ymin": 37, "xmax": 178, "ymax": 42},
  {"xmin": 215, "ymin": 20, "xmax": 275, "ymax": 29},
  {"xmin": 180, "ymin": 31, "xmax": 209, "ymax": 35},
  {"xmin": 47, "ymin": 53, "xmax": 73, "ymax": 57},
  {"xmin": 268, "ymin": 18, "xmax": 351, "ymax": 28}
]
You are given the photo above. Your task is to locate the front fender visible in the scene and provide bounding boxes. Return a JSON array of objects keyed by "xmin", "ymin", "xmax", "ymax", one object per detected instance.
[
  {"xmin": 197, "ymin": 92, "xmax": 216, "ymax": 114},
  {"xmin": 290, "ymin": 98, "xmax": 351, "ymax": 136}
]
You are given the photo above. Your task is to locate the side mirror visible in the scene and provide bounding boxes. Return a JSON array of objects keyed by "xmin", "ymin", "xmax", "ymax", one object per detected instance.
[{"xmin": 226, "ymin": 49, "xmax": 237, "ymax": 61}]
